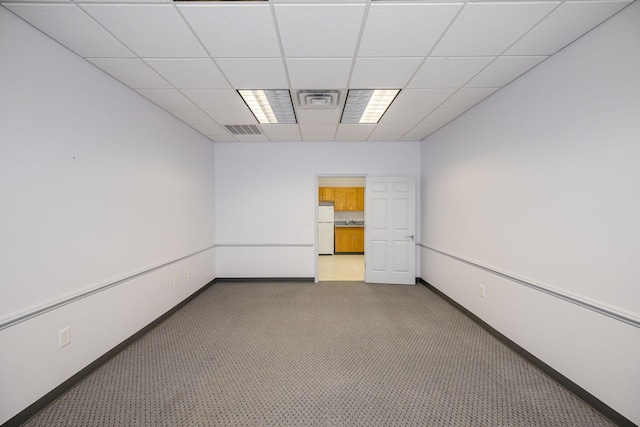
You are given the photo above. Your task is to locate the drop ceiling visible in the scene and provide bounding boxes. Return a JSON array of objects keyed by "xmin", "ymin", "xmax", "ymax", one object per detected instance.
[{"xmin": 1, "ymin": 0, "xmax": 632, "ymax": 142}]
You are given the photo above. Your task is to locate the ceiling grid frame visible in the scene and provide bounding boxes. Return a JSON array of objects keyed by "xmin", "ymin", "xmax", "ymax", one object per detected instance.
[
  {"xmin": 266, "ymin": 0, "xmax": 302, "ymax": 141},
  {"xmin": 1, "ymin": 0, "xmax": 634, "ymax": 142},
  {"xmin": 399, "ymin": 1, "xmax": 559, "ymax": 140},
  {"xmin": 370, "ymin": 0, "xmax": 468, "ymax": 141},
  {"xmin": 333, "ymin": 0, "xmax": 373, "ymax": 142}
]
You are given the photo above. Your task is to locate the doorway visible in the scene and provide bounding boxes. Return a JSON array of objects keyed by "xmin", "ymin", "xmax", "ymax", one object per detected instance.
[{"xmin": 317, "ymin": 176, "xmax": 365, "ymax": 282}]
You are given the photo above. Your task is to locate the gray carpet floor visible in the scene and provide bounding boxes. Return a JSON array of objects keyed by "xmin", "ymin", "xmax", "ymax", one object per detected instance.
[{"xmin": 24, "ymin": 281, "xmax": 613, "ymax": 426}]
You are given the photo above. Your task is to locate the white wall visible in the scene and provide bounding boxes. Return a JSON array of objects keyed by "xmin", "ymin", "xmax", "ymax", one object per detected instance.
[
  {"xmin": 318, "ymin": 177, "xmax": 365, "ymax": 187},
  {"xmin": 214, "ymin": 141, "xmax": 420, "ymax": 278},
  {"xmin": 420, "ymin": 2, "xmax": 640, "ymax": 424},
  {"xmin": 0, "ymin": 8, "xmax": 216, "ymax": 424}
]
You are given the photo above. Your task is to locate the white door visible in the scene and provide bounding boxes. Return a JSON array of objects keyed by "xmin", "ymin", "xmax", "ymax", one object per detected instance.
[{"xmin": 365, "ymin": 176, "xmax": 416, "ymax": 285}]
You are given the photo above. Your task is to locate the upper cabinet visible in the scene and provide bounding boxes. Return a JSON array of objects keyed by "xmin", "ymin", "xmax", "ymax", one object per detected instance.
[
  {"xmin": 320, "ymin": 187, "xmax": 364, "ymax": 211},
  {"xmin": 333, "ymin": 188, "xmax": 348, "ymax": 210},
  {"xmin": 355, "ymin": 187, "xmax": 365, "ymax": 211},
  {"xmin": 319, "ymin": 187, "xmax": 334, "ymax": 202}
]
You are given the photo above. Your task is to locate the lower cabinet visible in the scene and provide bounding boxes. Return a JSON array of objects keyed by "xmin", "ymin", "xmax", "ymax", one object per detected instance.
[{"xmin": 335, "ymin": 227, "xmax": 364, "ymax": 253}]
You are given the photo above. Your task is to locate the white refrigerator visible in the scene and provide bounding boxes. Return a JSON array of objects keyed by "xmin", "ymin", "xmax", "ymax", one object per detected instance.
[{"xmin": 318, "ymin": 205, "xmax": 334, "ymax": 255}]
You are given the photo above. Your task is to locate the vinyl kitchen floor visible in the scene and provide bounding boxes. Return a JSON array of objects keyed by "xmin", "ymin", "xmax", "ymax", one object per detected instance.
[{"xmin": 318, "ymin": 254, "xmax": 364, "ymax": 281}]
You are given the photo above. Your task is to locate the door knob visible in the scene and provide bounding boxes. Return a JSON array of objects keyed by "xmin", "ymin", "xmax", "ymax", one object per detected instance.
[{"xmin": 406, "ymin": 234, "xmax": 414, "ymax": 240}]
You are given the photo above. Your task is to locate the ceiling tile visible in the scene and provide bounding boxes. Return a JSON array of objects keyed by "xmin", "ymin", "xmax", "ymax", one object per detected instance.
[
  {"xmin": 439, "ymin": 88, "xmax": 498, "ymax": 109},
  {"xmin": 168, "ymin": 110, "xmax": 216, "ymax": 125},
  {"xmin": 392, "ymin": 89, "xmax": 456, "ymax": 109},
  {"xmin": 178, "ymin": 4, "xmax": 281, "ymax": 58},
  {"xmin": 358, "ymin": 3, "xmax": 461, "ymax": 57},
  {"xmin": 398, "ymin": 133, "xmax": 424, "ymax": 142},
  {"xmin": 302, "ymin": 134, "xmax": 336, "ymax": 142},
  {"xmin": 350, "ymin": 58, "xmax": 423, "ymax": 88},
  {"xmin": 300, "ymin": 124, "xmax": 337, "ymax": 135},
  {"xmin": 286, "ymin": 59, "xmax": 352, "ymax": 89},
  {"xmin": 275, "ymin": 4, "xmax": 365, "ymax": 57},
  {"xmin": 181, "ymin": 90, "xmax": 247, "ymax": 110},
  {"xmin": 367, "ymin": 134, "xmax": 406, "ymax": 142},
  {"xmin": 379, "ymin": 108, "xmax": 433, "ymax": 125},
  {"xmin": 421, "ymin": 108, "xmax": 467, "ymax": 124},
  {"xmin": 335, "ymin": 124, "xmax": 376, "ymax": 140},
  {"xmin": 234, "ymin": 135, "xmax": 270, "ymax": 142},
  {"xmin": 297, "ymin": 109, "xmax": 342, "ymax": 125},
  {"xmin": 466, "ymin": 56, "xmax": 547, "ymax": 88},
  {"xmin": 216, "ymin": 59, "xmax": 288, "ymax": 89},
  {"xmin": 506, "ymin": 1, "xmax": 631, "ymax": 56},
  {"xmin": 335, "ymin": 134, "xmax": 371, "ymax": 142},
  {"xmin": 144, "ymin": 59, "xmax": 229, "ymax": 90},
  {"xmin": 407, "ymin": 121, "xmax": 446, "ymax": 137},
  {"xmin": 136, "ymin": 89, "xmax": 198, "ymax": 110},
  {"xmin": 260, "ymin": 124, "xmax": 301, "ymax": 137},
  {"xmin": 87, "ymin": 58, "xmax": 171, "ymax": 89},
  {"xmin": 268, "ymin": 135, "xmax": 304, "ymax": 142},
  {"xmin": 400, "ymin": 134, "xmax": 425, "ymax": 142},
  {"xmin": 370, "ymin": 123, "xmax": 415, "ymax": 136},
  {"xmin": 205, "ymin": 109, "xmax": 258, "ymax": 125},
  {"xmin": 336, "ymin": 124, "xmax": 376, "ymax": 136},
  {"xmin": 192, "ymin": 124, "xmax": 235, "ymax": 140},
  {"xmin": 80, "ymin": 4, "xmax": 206, "ymax": 57},
  {"xmin": 408, "ymin": 57, "xmax": 494, "ymax": 89},
  {"xmin": 3, "ymin": 4, "xmax": 134, "ymax": 58},
  {"xmin": 432, "ymin": 2, "xmax": 559, "ymax": 56}
]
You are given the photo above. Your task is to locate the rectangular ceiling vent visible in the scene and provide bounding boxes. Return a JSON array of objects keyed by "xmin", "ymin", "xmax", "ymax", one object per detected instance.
[
  {"xmin": 225, "ymin": 125, "xmax": 262, "ymax": 135},
  {"xmin": 297, "ymin": 90, "xmax": 341, "ymax": 109}
]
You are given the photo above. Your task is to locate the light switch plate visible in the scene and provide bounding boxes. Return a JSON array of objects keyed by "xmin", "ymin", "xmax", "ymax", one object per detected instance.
[{"xmin": 59, "ymin": 327, "xmax": 71, "ymax": 348}]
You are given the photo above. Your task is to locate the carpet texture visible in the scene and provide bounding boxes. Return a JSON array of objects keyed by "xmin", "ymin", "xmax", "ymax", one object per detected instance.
[{"xmin": 24, "ymin": 282, "xmax": 613, "ymax": 426}]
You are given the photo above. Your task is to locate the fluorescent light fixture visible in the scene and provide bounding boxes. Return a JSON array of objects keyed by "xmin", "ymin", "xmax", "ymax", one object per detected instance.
[
  {"xmin": 238, "ymin": 90, "xmax": 296, "ymax": 124},
  {"xmin": 341, "ymin": 89, "xmax": 400, "ymax": 124}
]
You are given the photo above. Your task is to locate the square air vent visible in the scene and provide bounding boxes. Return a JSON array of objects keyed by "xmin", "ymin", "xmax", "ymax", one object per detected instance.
[{"xmin": 296, "ymin": 90, "xmax": 341, "ymax": 109}]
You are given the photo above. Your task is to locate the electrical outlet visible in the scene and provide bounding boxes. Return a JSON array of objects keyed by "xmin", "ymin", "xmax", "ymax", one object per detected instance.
[
  {"xmin": 173, "ymin": 275, "xmax": 179, "ymax": 286},
  {"xmin": 479, "ymin": 285, "xmax": 485, "ymax": 298},
  {"xmin": 59, "ymin": 327, "xmax": 71, "ymax": 348}
]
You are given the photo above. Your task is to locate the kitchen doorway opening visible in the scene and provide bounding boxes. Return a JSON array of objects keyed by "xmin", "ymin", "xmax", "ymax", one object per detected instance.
[{"xmin": 317, "ymin": 175, "xmax": 365, "ymax": 282}]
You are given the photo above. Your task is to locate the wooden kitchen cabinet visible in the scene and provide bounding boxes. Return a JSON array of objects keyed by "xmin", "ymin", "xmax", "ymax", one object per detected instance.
[
  {"xmin": 333, "ymin": 187, "xmax": 365, "ymax": 211},
  {"xmin": 335, "ymin": 227, "xmax": 364, "ymax": 253},
  {"xmin": 355, "ymin": 187, "xmax": 365, "ymax": 210},
  {"xmin": 333, "ymin": 188, "xmax": 347, "ymax": 210},
  {"xmin": 320, "ymin": 186, "xmax": 365, "ymax": 210},
  {"xmin": 318, "ymin": 187, "xmax": 334, "ymax": 202},
  {"xmin": 344, "ymin": 188, "xmax": 359, "ymax": 211}
]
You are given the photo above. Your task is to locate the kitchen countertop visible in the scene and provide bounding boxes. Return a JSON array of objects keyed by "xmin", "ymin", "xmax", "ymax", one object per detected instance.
[{"xmin": 334, "ymin": 221, "xmax": 364, "ymax": 227}]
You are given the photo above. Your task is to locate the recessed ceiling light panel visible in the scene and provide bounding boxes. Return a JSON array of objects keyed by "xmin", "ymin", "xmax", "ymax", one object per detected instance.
[
  {"xmin": 341, "ymin": 89, "xmax": 400, "ymax": 124},
  {"xmin": 238, "ymin": 89, "xmax": 297, "ymax": 124}
]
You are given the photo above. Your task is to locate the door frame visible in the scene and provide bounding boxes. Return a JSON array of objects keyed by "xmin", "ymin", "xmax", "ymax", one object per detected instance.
[{"xmin": 314, "ymin": 174, "xmax": 367, "ymax": 283}]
